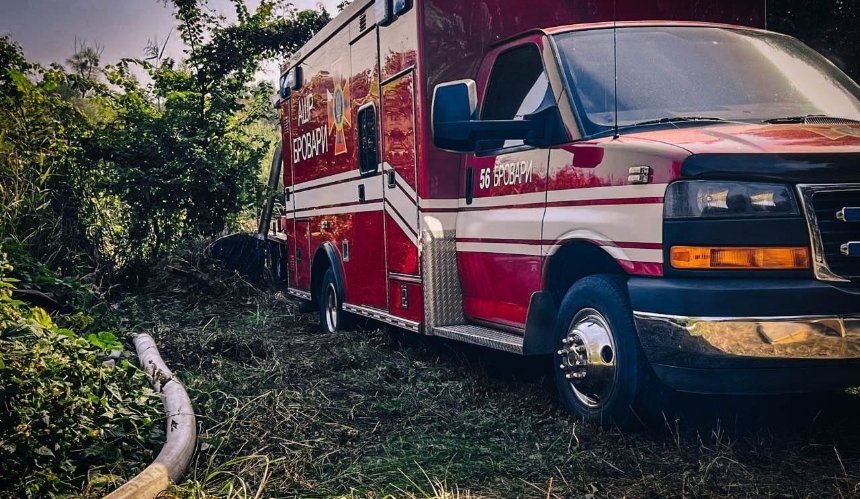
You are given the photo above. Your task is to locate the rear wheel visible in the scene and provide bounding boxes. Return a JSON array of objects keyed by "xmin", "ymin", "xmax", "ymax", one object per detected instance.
[
  {"xmin": 553, "ymin": 274, "xmax": 663, "ymax": 429},
  {"xmin": 318, "ymin": 268, "xmax": 347, "ymax": 333}
]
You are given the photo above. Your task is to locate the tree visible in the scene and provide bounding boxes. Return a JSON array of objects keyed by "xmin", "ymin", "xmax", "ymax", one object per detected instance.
[
  {"xmin": 768, "ymin": 0, "xmax": 859, "ymax": 81},
  {"xmin": 79, "ymin": 0, "xmax": 330, "ymax": 282},
  {"xmin": 66, "ymin": 38, "xmax": 104, "ymax": 97},
  {"xmin": 0, "ymin": 37, "xmax": 100, "ymax": 276}
]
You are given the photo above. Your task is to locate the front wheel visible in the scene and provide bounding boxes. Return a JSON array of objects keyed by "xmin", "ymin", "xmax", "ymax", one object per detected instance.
[{"xmin": 553, "ymin": 274, "xmax": 663, "ymax": 429}]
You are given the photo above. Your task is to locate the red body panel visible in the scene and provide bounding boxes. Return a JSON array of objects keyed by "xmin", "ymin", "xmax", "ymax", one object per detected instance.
[
  {"xmin": 290, "ymin": 31, "xmax": 357, "ymax": 185},
  {"xmin": 385, "ymin": 214, "xmax": 419, "ymax": 275},
  {"xmin": 382, "ymin": 73, "xmax": 418, "ymax": 190},
  {"xmin": 459, "ymin": 252, "xmax": 542, "ymax": 328},
  {"xmin": 290, "ymin": 220, "xmax": 311, "ymax": 290},
  {"xmin": 388, "ymin": 280, "xmax": 423, "ymax": 323},
  {"xmin": 382, "ymin": 72, "xmax": 421, "ymax": 280}
]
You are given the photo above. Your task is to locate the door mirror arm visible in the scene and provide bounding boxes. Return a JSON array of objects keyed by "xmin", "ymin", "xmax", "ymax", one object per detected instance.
[{"xmin": 522, "ymin": 105, "xmax": 568, "ymax": 149}]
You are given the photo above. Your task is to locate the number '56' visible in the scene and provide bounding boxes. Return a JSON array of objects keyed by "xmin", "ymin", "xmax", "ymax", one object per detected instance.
[{"xmin": 478, "ymin": 168, "xmax": 492, "ymax": 189}]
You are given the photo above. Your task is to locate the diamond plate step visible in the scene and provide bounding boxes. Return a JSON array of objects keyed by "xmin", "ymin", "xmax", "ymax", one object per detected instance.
[{"xmin": 431, "ymin": 324, "xmax": 524, "ymax": 354}]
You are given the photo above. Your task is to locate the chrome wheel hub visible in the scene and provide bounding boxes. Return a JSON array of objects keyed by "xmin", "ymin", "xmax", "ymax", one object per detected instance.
[
  {"xmin": 558, "ymin": 308, "xmax": 617, "ymax": 408},
  {"xmin": 324, "ymin": 282, "xmax": 338, "ymax": 332}
]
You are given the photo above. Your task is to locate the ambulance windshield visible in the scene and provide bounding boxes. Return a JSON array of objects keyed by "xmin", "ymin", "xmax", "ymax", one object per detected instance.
[{"xmin": 553, "ymin": 26, "xmax": 860, "ymax": 137}]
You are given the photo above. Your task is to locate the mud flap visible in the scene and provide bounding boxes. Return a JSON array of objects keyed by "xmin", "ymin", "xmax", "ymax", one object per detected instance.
[{"xmin": 523, "ymin": 291, "xmax": 558, "ymax": 355}]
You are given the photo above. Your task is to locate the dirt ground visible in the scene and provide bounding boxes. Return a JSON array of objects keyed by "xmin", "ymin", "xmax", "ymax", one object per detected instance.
[{"xmin": 123, "ymin": 262, "xmax": 860, "ymax": 498}]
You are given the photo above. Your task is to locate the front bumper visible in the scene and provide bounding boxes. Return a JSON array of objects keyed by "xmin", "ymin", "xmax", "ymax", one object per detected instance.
[{"xmin": 629, "ymin": 278, "xmax": 860, "ymax": 394}]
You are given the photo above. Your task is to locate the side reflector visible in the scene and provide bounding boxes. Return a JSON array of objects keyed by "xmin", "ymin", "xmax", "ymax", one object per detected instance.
[{"xmin": 670, "ymin": 246, "xmax": 810, "ymax": 270}]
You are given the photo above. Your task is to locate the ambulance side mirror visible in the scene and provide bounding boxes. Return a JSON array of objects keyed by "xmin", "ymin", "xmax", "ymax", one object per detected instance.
[
  {"xmin": 431, "ymin": 80, "xmax": 479, "ymax": 152},
  {"xmin": 432, "ymin": 79, "xmax": 567, "ymax": 153}
]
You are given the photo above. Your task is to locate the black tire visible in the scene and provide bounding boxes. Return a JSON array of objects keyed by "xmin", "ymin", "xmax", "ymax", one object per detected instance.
[
  {"xmin": 553, "ymin": 274, "xmax": 663, "ymax": 429},
  {"xmin": 318, "ymin": 268, "xmax": 349, "ymax": 333}
]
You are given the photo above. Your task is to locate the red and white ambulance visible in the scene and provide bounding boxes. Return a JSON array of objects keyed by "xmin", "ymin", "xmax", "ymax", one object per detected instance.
[{"xmin": 274, "ymin": 0, "xmax": 860, "ymax": 425}]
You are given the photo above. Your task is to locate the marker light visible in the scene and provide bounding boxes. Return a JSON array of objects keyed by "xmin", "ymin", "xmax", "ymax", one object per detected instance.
[
  {"xmin": 670, "ymin": 246, "xmax": 810, "ymax": 270},
  {"xmin": 665, "ymin": 181, "xmax": 798, "ymax": 218}
]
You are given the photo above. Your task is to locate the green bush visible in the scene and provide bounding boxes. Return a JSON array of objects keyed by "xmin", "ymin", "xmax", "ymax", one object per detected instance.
[{"xmin": 0, "ymin": 251, "xmax": 162, "ymax": 497}]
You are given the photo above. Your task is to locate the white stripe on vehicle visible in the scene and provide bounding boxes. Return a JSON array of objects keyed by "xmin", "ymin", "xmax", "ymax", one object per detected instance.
[
  {"xmin": 546, "ymin": 183, "xmax": 668, "ymax": 203},
  {"xmin": 294, "ymin": 201, "xmax": 384, "ymax": 218},
  {"xmin": 291, "ymin": 169, "xmax": 362, "ymax": 192},
  {"xmin": 542, "ymin": 203, "xmax": 664, "ymax": 252},
  {"xmin": 457, "ymin": 207, "xmax": 546, "ymax": 241},
  {"xmin": 293, "ymin": 176, "xmax": 384, "ymax": 212},
  {"xmin": 456, "ymin": 241, "xmax": 543, "ymax": 256}
]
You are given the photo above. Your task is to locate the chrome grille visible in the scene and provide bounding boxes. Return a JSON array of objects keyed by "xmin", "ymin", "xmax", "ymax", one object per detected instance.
[
  {"xmin": 811, "ymin": 190, "xmax": 860, "ymax": 279},
  {"xmin": 798, "ymin": 184, "xmax": 860, "ymax": 282}
]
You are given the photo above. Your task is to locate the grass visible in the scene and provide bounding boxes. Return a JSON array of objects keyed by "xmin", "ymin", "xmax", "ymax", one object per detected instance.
[{"xmin": 117, "ymin": 256, "xmax": 860, "ymax": 498}]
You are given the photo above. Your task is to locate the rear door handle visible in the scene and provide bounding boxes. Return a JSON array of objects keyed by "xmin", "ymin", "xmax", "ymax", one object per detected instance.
[{"xmin": 358, "ymin": 184, "xmax": 366, "ymax": 203}]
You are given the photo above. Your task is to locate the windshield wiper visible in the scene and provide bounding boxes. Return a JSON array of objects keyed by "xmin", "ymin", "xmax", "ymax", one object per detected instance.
[
  {"xmin": 763, "ymin": 114, "xmax": 860, "ymax": 124},
  {"xmin": 625, "ymin": 116, "xmax": 727, "ymax": 127}
]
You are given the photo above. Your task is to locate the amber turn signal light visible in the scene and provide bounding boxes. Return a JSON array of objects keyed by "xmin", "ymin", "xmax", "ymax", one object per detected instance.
[{"xmin": 670, "ymin": 246, "xmax": 810, "ymax": 270}]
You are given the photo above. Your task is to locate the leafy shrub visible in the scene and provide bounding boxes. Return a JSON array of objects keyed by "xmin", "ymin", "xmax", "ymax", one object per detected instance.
[
  {"xmin": 0, "ymin": 37, "xmax": 99, "ymax": 278},
  {"xmin": 0, "ymin": 251, "xmax": 162, "ymax": 497}
]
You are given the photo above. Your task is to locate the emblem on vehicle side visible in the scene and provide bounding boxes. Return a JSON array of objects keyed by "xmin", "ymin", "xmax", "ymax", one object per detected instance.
[{"xmin": 327, "ymin": 62, "xmax": 351, "ymax": 157}]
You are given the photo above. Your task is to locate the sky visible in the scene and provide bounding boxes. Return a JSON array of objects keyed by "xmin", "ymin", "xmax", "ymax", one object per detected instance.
[{"xmin": 0, "ymin": 0, "xmax": 339, "ymax": 84}]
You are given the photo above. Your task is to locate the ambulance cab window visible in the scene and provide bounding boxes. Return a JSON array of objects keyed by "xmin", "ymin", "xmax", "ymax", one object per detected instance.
[
  {"xmin": 481, "ymin": 44, "xmax": 550, "ymax": 150},
  {"xmin": 357, "ymin": 104, "xmax": 379, "ymax": 175}
]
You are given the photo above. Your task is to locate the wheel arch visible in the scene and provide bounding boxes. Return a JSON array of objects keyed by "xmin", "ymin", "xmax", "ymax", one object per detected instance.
[
  {"xmin": 310, "ymin": 242, "xmax": 346, "ymax": 306},
  {"xmin": 543, "ymin": 240, "xmax": 628, "ymax": 303},
  {"xmin": 523, "ymin": 239, "xmax": 629, "ymax": 355}
]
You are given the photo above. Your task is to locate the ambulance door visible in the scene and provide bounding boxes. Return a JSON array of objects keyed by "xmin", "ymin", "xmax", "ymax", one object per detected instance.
[
  {"xmin": 381, "ymin": 71, "xmax": 421, "ymax": 322},
  {"xmin": 280, "ymin": 93, "xmax": 310, "ymax": 292},
  {"xmin": 458, "ymin": 41, "xmax": 552, "ymax": 330},
  {"xmin": 343, "ymin": 25, "xmax": 388, "ymax": 310},
  {"xmin": 288, "ymin": 51, "xmax": 329, "ymax": 294}
]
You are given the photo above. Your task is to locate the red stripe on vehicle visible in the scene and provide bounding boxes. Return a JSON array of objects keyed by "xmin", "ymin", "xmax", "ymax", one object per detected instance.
[
  {"xmin": 613, "ymin": 241, "xmax": 663, "ymax": 250},
  {"xmin": 392, "ymin": 177, "xmax": 418, "ymax": 204},
  {"xmin": 456, "ymin": 237, "xmax": 543, "ymax": 245},
  {"xmin": 545, "ymin": 196, "xmax": 664, "ymax": 208},
  {"xmin": 384, "ymin": 198, "xmax": 418, "ymax": 239},
  {"xmin": 421, "ymin": 206, "xmax": 459, "ymax": 213}
]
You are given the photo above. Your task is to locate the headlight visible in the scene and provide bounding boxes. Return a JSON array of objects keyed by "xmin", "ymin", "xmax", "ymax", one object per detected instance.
[{"xmin": 664, "ymin": 181, "xmax": 799, "ymax": 219}]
